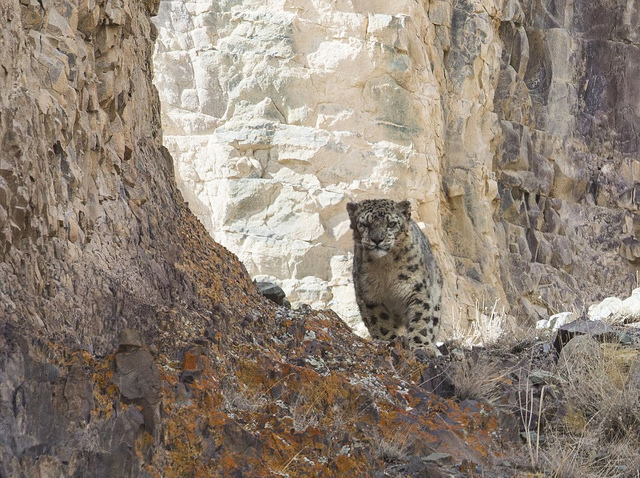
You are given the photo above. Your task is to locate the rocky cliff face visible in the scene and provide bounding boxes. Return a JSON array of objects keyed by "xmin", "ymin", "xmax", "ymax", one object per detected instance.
[
  {"xmin": 153, "ymin": 0, "xmax": 640, "ymax": 330},
  {"xmin": 0, "ymin": 0, "xmax": 205, "ymax": 352},
  {"xmin": 2, "ymin": 0, "xmax": 639, "ymax": 475},
  {"xmin": 491, "ymin": 0, "xmax": 640, "ymax": 319},
  {"xmin": 0, "ymin": 0, "xmax": 518, "ymax": 476}
]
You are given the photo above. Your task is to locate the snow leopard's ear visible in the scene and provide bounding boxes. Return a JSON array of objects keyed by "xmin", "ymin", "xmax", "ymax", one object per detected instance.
[
  {"xmin": 346, "ymin": 202, "xmax": 359, "ymax": 228},
  {"xmin": 397, "ymin": 200, "xmax": 412, "ymax": 220}
]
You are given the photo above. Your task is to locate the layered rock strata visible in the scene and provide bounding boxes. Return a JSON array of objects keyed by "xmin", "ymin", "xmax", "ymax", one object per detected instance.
[
  {"xmin": 0, "ymin": 0, "xmax": 516, "ymax": 476},
  {"xmin": 1, "ymin": 0, "xmax": 208, "ymax": 352},
  {"xmin": 153, "ymin": 0, "xmax": 640, "ymax": 329}
]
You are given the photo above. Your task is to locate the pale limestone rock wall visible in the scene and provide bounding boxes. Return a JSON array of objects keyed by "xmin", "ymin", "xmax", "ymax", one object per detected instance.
[
  {"xmin": 153, "ymin": 0, "xmax": 640, "ymax": 331},
  {"xmin": 153, "ymin": 0, "xmax": 462, "ymax": 332}
]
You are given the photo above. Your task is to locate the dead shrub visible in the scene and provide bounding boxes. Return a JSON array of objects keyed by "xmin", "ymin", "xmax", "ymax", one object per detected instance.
[{"xmin": 447, "ymin": 354, "xmax": 511, "ymax": 404}]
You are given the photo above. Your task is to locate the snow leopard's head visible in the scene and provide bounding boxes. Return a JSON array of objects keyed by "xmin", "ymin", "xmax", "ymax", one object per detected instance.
[{"xmin": 346, "ymin": 199, "xmax": 411, "ymax": 258}]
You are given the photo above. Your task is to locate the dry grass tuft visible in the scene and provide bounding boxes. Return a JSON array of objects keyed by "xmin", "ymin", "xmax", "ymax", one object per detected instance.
[
  {"xmin": 447, "ymin": 355, "xmax": 511, "ymax": 403},
  {"xmin": 291, "ymin": 394, "xmax": 320, "ymax": 432},
  {"xmin": 221, "ymin": 378, "xmax": 267, "ymax": 413},
  {"xmin": 539, "ymin": 428, "xmax": 640, "ymax": 478},
  {"xmin": 448, "ymin": 299, "xmax": 509, "ymax": 348},
  {"xmin": 517, "ymin": 339, "xmax": 640, "ymax": 476},
  {"xmin": 373, "ymin": 429, "xmax": 414, "ymax": 463}
]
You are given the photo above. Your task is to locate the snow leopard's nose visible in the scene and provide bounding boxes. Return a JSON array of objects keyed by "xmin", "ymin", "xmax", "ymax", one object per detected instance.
[{"xmin": 370, "ymin": 229, "xmax": 385, "ymax": 245}]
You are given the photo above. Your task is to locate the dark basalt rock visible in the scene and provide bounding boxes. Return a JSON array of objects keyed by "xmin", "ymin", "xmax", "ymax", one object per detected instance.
[
  {"xmin": 114, "ymin": 346, "xmax": 162, "ymax": 439},
  {"xmin": 553, "ymin": 318, "xmax": 640, "ymax": 354},
  {"xmin": 255, "ymin": 280, "xmax": 291, "ymax": 308}
]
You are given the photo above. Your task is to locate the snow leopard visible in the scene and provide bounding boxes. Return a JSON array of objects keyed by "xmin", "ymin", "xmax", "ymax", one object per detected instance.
[{"xmin": 346, "ymin": 199, "xmax": 442, "ymax": 355}]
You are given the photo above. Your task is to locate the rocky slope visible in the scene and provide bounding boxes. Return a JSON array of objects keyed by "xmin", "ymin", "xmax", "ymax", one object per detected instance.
[
  {"xmin": 154, "ymin": 0, "xmax": 640, "ymax": 331},
  {"xmin": 0, "ymin": 0, "xmax": 522, "ymax": 476},
  {"xmin": 3, "ymin": 0, "xmax": 640, "ymax": 476}
]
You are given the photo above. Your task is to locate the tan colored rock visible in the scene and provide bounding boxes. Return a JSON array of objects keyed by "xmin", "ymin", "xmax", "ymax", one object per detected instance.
[
  {"xmin": 153, "ymin": 0, "xmax": 459, "ymax": 331},
  {"xmin": 556, "ymin": 335, "xmax": 603, "ymax": 380},
  {"xmin": 153, "ymin": 0, "xmax": 640, "ymax": 333},
  {"xmin": 118, "ymin": 328, "xmax": 145, "ymax": 350},
  {"xmin": 0, "ymin": 0, "xmax": 196, "ymax": 351}
]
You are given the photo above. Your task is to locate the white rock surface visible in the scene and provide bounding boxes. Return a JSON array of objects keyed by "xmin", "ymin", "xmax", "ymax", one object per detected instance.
[
  {"xmin": 152, "ymin": 0, "xmax": 640, "ymax": 334},
  {"xmin": 588, "ymin": 297, "xmax": 624, "ymax": 322},
  {"xmin": 589, "ymin": 289, "xmax": 640, "ymax": 325},
  {"xmin": 153, "ymin": 0, "xmax": 450, "ymax": 330},
  {"xmin": 619, "ymin": 289, "xmax": 640, "ymax": 324},
  {"xmin": 536, "ymin": 312, "xmax": 576, "ymax": 332}
]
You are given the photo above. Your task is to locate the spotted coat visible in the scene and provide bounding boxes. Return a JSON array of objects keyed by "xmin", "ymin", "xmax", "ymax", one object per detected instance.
[{"xmin": 346, "ymin": 199, "xmax": 442, "ymax": 355}]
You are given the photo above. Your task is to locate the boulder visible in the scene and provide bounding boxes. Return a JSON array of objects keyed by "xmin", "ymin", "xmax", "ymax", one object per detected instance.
[
  {"xmin": 556, "ymin": 335, "xmax": 603, "ymax": 378},
  {"xmin": 588, "ymin": 288, "xmax": 640, "ymax": 325},
  {"xmin": 255, "ymin": 280, "xmax": 290, "ymax": 308}
]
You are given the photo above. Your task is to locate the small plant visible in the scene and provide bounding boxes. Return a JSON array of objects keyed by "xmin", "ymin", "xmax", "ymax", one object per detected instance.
[
  {"xmin": 447, "ymin": 355, "xmax": 510, "ymax": 403},
  {"xmin": 291, "ymin": 394, "xmax": 320, "ymax": 432},
  {"xmin": 517, "ymin": 372, "xmax": 546, "ymax": 470},
  {"xmin": 221, "ymin": 379, "xmax": 267, "ymax": 413},
  {"xmin": 449, "ymin": 298, "xmax": 507, "ymax": 348},
  {"xmin": 374, "ymin": 429, "xmax": 413, "ymax": 463}
]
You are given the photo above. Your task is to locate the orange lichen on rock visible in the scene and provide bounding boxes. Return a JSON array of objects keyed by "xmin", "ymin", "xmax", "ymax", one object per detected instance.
[
  {"xmin": 9, "ymin": 205, "xmax": 512, "ymax": 477},
  {"xmin": 174, "ymin": 206, "xmax": 258, "ymax": 311},
  {"xmin": 136, "ymin": 307, "xmax": 510, "ymax": 476}
]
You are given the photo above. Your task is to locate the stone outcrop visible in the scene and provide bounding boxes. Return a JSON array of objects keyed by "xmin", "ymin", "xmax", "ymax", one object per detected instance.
[
  {"xmin": 114, "ymin": 329, "xmax": 163, "ymax": 440},
  {"xmin": 0, "ymin": 0, "xmax": 213, "ymax": 352},
  {"xmin": 2, "ymin": 0, "xmax": 640, "ymax": 475},
  {"xmin": 492, "ymin": 0, "xmax": 640, "ymax": 321},
  {"xmin": 153, "ymin": 0, "xmax": 640, "ymax": 330},
  {"xmin": 0, "ymin": 0, "xmax": 521, "ymax": 476}
]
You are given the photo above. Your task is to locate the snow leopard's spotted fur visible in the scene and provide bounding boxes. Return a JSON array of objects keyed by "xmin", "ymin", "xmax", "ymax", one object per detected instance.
[{"xmin": 347, "ymin": 199, "xmax": 442, "ymax": 355}]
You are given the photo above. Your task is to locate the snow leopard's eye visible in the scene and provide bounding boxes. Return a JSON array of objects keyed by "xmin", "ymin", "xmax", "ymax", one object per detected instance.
[{"xmin": 387, "ymin": 219, "xmax": 398, "ymax": 229}]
